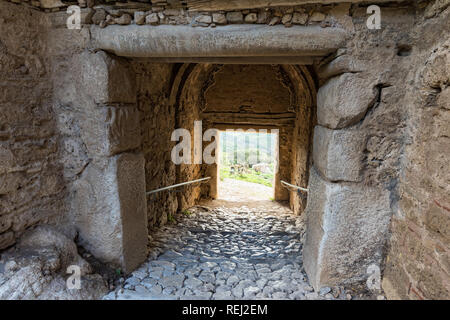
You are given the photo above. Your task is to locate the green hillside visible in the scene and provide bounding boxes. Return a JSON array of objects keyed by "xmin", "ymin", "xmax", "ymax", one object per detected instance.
[{"xmin": 220, "ymin": 130, "xmax": 277, "ymax": 166}]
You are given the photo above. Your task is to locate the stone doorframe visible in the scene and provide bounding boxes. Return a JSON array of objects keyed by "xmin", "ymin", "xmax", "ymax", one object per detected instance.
[
  {"xmin": 204, "ymin": 124, "xmax": 286, "ymax": 202},
  {"xmin": 166, "ymin": 62, "xmax": 315, "ymax": 205},
  {"xmin": 68, "ymin": 23, "xmax": 392, "ymax": 291},
  {"xmin": 63, "ymin": 50, "xmax": 148, "ymax": 274}
]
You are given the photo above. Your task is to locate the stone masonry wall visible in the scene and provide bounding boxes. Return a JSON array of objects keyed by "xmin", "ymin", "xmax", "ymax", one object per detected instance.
[
  {"xmin": 177, "ymin": 66, "xmax": 206, "ymax": 210},
  {"xmin": 303, "ymin": 1, "xmax": 450, "ymax": 297},
  {"xmin": 304, "ymin": 2, "xmax": 426, "ymax": 291},
  {"xmin": 0, "ymin": 0, "xmax": 449, "ymax": 298},
  {"xmin": 133, "ymin": 62, "xmax": 178, "ymax": 228},
  {"xmin": 382, "ymin": 1, "xmax": 450, "ymax": 300},
  {"xmin": 7, "ymin": 0, "xmax": 334, "ymax": 29},
  {"xmin": 0, "ymin": 1, "xmax": 65, "ymax": 250}
]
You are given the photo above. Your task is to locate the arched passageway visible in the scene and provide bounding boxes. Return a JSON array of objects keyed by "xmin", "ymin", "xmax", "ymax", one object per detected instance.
[
  {"xmin": 99, "ymin": 61, "xmax": 322, "ymax": 299},
  {"xmin": 62, "ymin": 20, "xmax": 395, "ymax": 298},
  {"xmin": 163, "ymin": 63, "xmax": 316, "ymax": 214}
]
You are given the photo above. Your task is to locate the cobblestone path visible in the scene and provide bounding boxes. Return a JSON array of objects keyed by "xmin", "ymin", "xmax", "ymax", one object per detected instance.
[{"xmin": 104, "ymin": 200, "xmax": 348, "ymax": 300}]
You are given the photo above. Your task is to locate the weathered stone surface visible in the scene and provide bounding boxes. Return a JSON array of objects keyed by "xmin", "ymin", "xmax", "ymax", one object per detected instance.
[
  {"xmin": 0, "ymin": 226, "xmax": 108, "ymax": 299},
  {"xmin": 105, "ymin": 201, "xmax": 372, "ymax": 300},
  {"xmin": 244, "ymin": 13, "xmax": 257, "ymax": 23},
  {"xmin": 226, "ymin": 11, "xmax": 244, "ymax": 24},
  {"xmin": 132, "ymin": 62, "xmax": 178, "ymax": 228},
  {"xmin": 421, "ymin": 42, "xmax": 449, "ymax": 88},
  {"xmin": 195, "ymin": 14, "xmax": 212, "ymax": 24},
  {"xmin": 146, "ymin": 13, "xmax": 159, "ymax": 25},
  {"xmin": 164, "ymin": 8, "xmax": 182, "ymax": 16},
  {"xmin": 292, "ymin": 12, "xmax": 308, "ymax": 25},
  {"xmin": 92, "ymin": 8, "xmax": 107, "ymax": 25},
  {"xmin": 382, "ymin": 38, "xmax": 450, "ymax": 300},
  {"xmin": 312, "ymin": 125, "xmax": 364, "ymax": 182},
  {"xmin": 318, "ymin": 55, "xmax": 365, "ymax": 80},
  {"xmin": 268, "ymin": 16, "xmax": 280, "ymax": 25},
  {"xmin": 114, "ymin": 14, "xmax": 132, "ymax": 25},
  {"xmin": 80, "ymin": 106, "xmax": 141, "ymax": 158},
  {"xmin": 281, "ymin": 13, "xmax": 293, "ymax": 26},
  {"xmin": 0, "ymin": 1, "xmax": 65, "ymax": 250},
  {"xmin": 74, "ymin": 153, "xmax": 148, "ymax": 273},
  {"xmin": 39, "ymin": 0, "xmax": 65, "ymax": 9},
  {"xmin": 185, "ymin": 0, "xmax": 406, "ymax": 12},
  {"xmin": 317, "ymin": 73, "xmax": 378, "ymax": 129},
  {"xmin": 0, "ymin": 232, "xmax": 15, "ymax": 250},
  {"xmin": 303, "ymin": 168, "xmax": 392, "ymax": 290},
  {"xmin": 0, "ymin": 146, "xmax": 14, "ymax": 174},
  {"xmin": 309, "ymin": 12, "xmax": 326, "ymax": 22},
  {"xmin": 78, "ymin": 50, "xmax": 136, "ymax": 104},
  {"xmin": 212, "ymin": 13, "xmax": 227, "ymax": 25},
  {"xmin": 2, "ymin": 0, "xmax": 450, "ymax": 301},
  {"xmin": 257, "ymin": 10, "xmax": 270, "ymax": 24},
  {"xmin": 134, "ymin": 11, "xmax": 147, "ymax": 25},
  {"xmin": 90, "ymin": 24, "xmax": 348, "ymax": 58}
]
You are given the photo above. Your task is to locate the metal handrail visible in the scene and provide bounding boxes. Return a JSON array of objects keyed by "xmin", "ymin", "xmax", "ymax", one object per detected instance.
[
  {"xmin": 280, "ymin": 180, "xmax": 308, "ymax": 193},
  {"xmin": 146, "ymin": 177, "xmax": 211, "ymax": 195}
]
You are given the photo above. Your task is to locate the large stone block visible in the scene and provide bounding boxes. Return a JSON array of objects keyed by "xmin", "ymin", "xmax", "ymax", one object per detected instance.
[
  {"xmin": 73, "ymin": 153, "xmax": 148, "ymax": 273},
  {"xmin": 303, "ymin": 167, "xmax": 392, "ymax": 290},
  {"xmin": 317, "ymin": 73, "xmax": 377, "ymax": 129},
  {"xmin": 313, "ymin": 125, "xmax": 364, "ymax": 182},
  {"xmin": 80, "ymin": 106, "xmax": 141, "ymax": 157},
  {"xmin": 78, "ymin": 50, "xmax": 136, "ymax": 104},
  {"xmin": 318, "ymin": 55, "xmax": 365, "ymax": 81}
]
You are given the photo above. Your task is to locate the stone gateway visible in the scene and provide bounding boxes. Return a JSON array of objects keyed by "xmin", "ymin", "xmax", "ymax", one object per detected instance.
[{"xmin": 0, "ymin": 0, "xmax": 448, "ymax": 300}]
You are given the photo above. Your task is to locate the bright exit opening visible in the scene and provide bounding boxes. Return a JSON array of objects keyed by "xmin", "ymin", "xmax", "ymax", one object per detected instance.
[{"xmin": 218, "ymin": 129, "xmax": 278, "ymax": 201}]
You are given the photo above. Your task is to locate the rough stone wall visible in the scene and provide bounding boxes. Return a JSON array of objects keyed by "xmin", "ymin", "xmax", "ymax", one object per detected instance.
[
  {"xmin": 200, "ymin": 64, "xmax": 301, "ymax": 203},
  {"xmin": 304, "ymin": 2, "xmax": 418, "ymax": 290},
  {"xmin": 49, "ymin": 35, "xmax": 148, "ymax": 272},
  {"xmin": 177, "ymin": 65, "xmax": 206, "ymax": 210},
  {"xmin": 303, "ymin": 1, "xmax": 450, "ymax": 297},
  {"xmin": 133, "ymin": 62, "xmax": 178, "ymax": 228},
  {"xmin": 9, "ymin": 0, "xmax": 336, "ymax": 29},
  {"xmin": 274, "ymin": 127, "xmax": 293, "ymax": 201},
  {"xmin": 382, "ymin": 1, "xmax": 450, "ymax": 300},
  {"xmin": 1, "ymin": 0, "xmax": 449, "ymax": 299},
  {"xmin": 0, "ymin": 1, "xmax": 65, "ymax": 250},
  {"xmin": 285, "ymin": 65, "xmax": 316, "ymax": 215}
]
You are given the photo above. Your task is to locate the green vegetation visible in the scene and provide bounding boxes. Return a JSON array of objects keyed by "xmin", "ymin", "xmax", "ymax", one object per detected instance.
[
  {"xmin": 219, "ymin": 131, "xmax": 275, "ymax": 187},
  {"xmin": 219, "ymin": 165, "xmax": 273, "ymax": 187},
  {"xmin": 220, "ymin": 131, "xmax": 276, "ymax": 166},
  {"xmin": 182, "ymin": 210, "xmax": 192, "ymax": 216},
  {"xmin": 167, "ymin": 213, "xmax": 176, "ymax": 223}
]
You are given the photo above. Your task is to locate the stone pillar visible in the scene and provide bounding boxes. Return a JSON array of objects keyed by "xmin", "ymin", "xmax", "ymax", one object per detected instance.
[
  {"xmin": 303, "ymin": 70, "xmax": 392, "ymax": 290},
  {"xmin": 304, "ymin": 168, "xmax": 391, "ymax": 289},
  {"xmin": 207, "ymin": 131, "xmax": 219, "ymax": 199},
  {"xmin": 68, "ymin": 50, "xmax": 148, "ymax": 273},
  {"xmin": 274, "ymin": 127, "xmax": 292, "ymax": 201}
]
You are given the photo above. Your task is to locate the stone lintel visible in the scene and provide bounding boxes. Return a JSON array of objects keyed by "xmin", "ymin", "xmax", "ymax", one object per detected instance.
[{"xmin": 90, "ymin": 24, "xmax": 348, "ymax": 59}]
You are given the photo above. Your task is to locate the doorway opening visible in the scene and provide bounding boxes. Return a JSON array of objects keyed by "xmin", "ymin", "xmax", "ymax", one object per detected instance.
[{"xmin": 218, "ymin": 129, "xmax": 278, "ymax": 202}]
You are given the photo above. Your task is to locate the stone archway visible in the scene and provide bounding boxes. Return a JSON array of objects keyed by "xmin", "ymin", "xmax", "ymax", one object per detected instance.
[
  {"xmin": 1, "ymin": 0, "xmax": 449, "ymax": 301},
  {"xmin": 166, "ymin": 63, "xmax": 316, "ymax": 210},
  {"xmin": 61, "ymin": 23, "xmax": 392, "ymax": 292}
]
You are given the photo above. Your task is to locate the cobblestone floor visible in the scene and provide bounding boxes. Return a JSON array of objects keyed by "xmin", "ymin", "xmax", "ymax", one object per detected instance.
[{"xmin": 103, "ymin": 200, "xmax": 355, "ymax": 300}]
